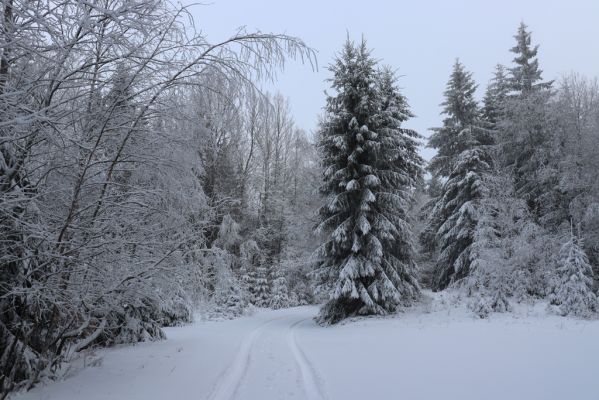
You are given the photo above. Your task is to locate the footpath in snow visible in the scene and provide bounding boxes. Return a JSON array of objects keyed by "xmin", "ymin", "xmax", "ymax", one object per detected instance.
[{"xmin": 13, "ymin": 295, "xmax": 599, "ymax": 400}]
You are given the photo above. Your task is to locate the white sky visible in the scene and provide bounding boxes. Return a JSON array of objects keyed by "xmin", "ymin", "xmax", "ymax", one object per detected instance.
[{"xmin": 186, "ymin": 0, "xmax": 599, "ymax": 160}]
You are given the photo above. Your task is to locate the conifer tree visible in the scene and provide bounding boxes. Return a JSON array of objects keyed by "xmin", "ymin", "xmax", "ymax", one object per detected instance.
[
  {"xmin": 239, "ymin": 241, "xmax": 257, "ymax": 304},
  {"xmin": 269, "ymin": 264, "xmax": 290, "ymax": 309},
  {"xmin": 432, "ymin": 148, "xmax": 492, "ymax": 290},
  {"xmin": 549, "ymin": 230, "xmax": 597, "ymax": 318},
  {"xmin": 482, "ymin": 64, "xmax": 510, "ymax": 128},
  {"xmin": 502, "ymin": 23, "xmax": 555, "ymax": 221},
  {"xmin": 426, "ymin": 175, "xmax": 444, "ymax": 199},
  {"xmin": 509, "ymin": 23, "xmax": 550, "ymax": 94},
  {"xmin": 424, "ymin": 60, "xmax": 491, "ymax": 290},
  {"xmin": 314, "ymin": 38, "xmax": 421, "ymax": 324},
  {"xmin": 253, "ymin": 264, "xmax": 271, "ymax": 307}
]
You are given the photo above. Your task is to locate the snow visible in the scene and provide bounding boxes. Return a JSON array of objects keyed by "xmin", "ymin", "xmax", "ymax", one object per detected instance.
[{"xmin": 14, "ymin": 294, "xmax": 599, "ymax": 400}]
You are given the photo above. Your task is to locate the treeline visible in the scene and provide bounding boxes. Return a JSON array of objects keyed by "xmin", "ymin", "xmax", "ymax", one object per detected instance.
[
  {"xmin": 0, "ymin": 0, "xmax": 316, "ymax": 394},
  {"xmin": 420, "ymin": 23, "xmax": 599, "ymax": 318},
  {"xmin": 314, "ymin": 24, "xmax": 599, "ymax": 323}
]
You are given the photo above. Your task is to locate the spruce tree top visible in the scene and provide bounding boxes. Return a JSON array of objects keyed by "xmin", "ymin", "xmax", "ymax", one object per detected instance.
[
  {"xmin": 441, "ymin": 60, "xmax": 478, "ymax": 126},
  {"xmin": 324, "ymin": 39, "xmax": 378, "ymax": 129},
  {"xmin": 482, "ymin": 64, "xmax": 510, "ymax": 127},
  {"xmin": 428, "ymin": 59, "xmax": 481, "ymax": 178},
  {"xmin": 510, "ymin": 22, "xmax": 551, "ymax": 93}
]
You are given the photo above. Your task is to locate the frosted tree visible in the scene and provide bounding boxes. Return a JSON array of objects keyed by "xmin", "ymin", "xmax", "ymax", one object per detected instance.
[
  {"xmin": 207, "ymin": 215, "xmax": 246, "ymax": 317},
  {"xmin": 482, "ymin": 64, "xmax": 510, "ymax": 128},
  {"xmin": 427, "ymin": 59, "xmax": 483, "ymax": 179},
  {"xmin": 462, "ymin": 173, "xmax": 516, "ymax": 317},
  {"xmin": 377, "ymin": 66, "xmax": 424, "ymax": 185},
  {"xmin": 270, "ymin": 264, "xmax": 291, "ymax": 309},
  {"xmin": 209, "ymin": 248, "xmax": 247, "ymax": 319},
  {"xmin": 214, "ymin": 214, "xmax": 242, "ymax": 252},
  {"xmin": 552, "ymin": 74, "xmax": 599, "ymax": 264},
  {"xmin": 424, "ymin": 60, "xmax": 491, "ymax": 290},
  {"xmin": 239, "ymin": 240, "xmax": 260, "ymax": 303},
  {"xmin": 501, "ymin": 23, "xmax": 555, "ymax": 221},
  {"xmin": 426, "ymin": 175, "xmax": 444, "ymax": 198},
  {"xmin": 376, "ymin": 66, "xmax": 424, "ymax": 289},
  {"xmin": 314, "ymin": 38, "xmax": 421, "ymax": 324},
  {"xmin": 253, "ymin": 265, "xmax": 271, "ymax": 307},
  {"xmin": 432, "ymin": 148, "xmax": 492, "ymax": 290},
  {"xmin": 549, "ymin": 231, "xmax": 597, "ymax": 318},
  {"xmin": 0, "ymin": 0, "xmax": 314, "ymax": 392},
  {"xmin": 509, "ymin": 23, "xmax": 551, "ymax": 93}
]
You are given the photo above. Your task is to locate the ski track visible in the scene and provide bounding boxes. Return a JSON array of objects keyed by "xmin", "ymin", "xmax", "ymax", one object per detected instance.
[
  {"xmin": 204, "ymin": 316, "xmax": 284, "ymax": 400},
  {"xmin": 205, "ymin": 313, "xmax": 327, "ymax": 400},
  {"xmin": 288, "ymin": 318, "xmax": 328, "ymax": 400}
]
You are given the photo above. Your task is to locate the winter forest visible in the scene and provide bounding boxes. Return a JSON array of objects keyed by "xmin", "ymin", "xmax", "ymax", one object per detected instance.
[{"xmin": 2, "ymin": 1, "xmax": 599, "ymax": 399}]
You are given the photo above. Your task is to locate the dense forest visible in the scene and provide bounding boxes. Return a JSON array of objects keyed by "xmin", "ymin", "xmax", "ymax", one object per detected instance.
[{"xmin": 1, "ymin": 0, "xmax": 598, "ymax": 396}]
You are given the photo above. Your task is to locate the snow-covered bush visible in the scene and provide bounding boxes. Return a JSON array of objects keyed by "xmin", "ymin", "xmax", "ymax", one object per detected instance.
[
  {"xmin": 157, "ymin": 289, "xmax": 194, "ymax": 327},
  {"xmin": 105, "ymin": 300, "xmax": 167, "ymax": 346},
  {"xmin": 211, "ymin": 283, "xmax": 247, "ymax": 319}
]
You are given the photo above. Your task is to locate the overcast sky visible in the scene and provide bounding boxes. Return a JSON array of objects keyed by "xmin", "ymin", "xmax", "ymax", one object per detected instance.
[{"xmin": 187, "ymin": 0, "xmax": 599, "ymax": 160}]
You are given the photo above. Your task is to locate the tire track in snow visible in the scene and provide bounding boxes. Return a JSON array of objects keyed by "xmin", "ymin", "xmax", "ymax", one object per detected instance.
[
  {"xmin": 204, "ymin": 316, "xmax": 284, "ymax": 400},
  {"xmin": 288, "ymin": 318, "xmax": 328, "ymax": 400}
]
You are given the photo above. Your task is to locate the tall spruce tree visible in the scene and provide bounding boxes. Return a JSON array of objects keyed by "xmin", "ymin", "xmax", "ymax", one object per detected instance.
[
  {"xmin": 314, "ymin": 39, "xmax": 421, "ymax": 324},
  {"xmin": 424, "ymin": 60, "xmax": 491, "ymax": 290},
  {"xmin": 502, "ymin": 22, "xmax": 555, "ymax": 221}
]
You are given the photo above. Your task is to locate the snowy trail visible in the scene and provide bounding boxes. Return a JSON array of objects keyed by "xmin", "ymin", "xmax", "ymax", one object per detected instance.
[
  {"xmin": 204, "ymin": 316, "xmax": 287, "ymax": 400},
  {"xmin": 287, "ymin": 318, "xmax": 327, "ymax": 400},
  {"xmin": 12, "ymin": 300, "xmax": 599, "ymax": 400},
  {"xmin": 206, "ymin": 311, "xmax": 328, "ymax": 400}
]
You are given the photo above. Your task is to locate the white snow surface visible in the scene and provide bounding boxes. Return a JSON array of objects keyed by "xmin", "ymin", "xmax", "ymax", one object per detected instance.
[{"xmin": 14, "ymin": 293, "xmax": 599, "ymax": 400}]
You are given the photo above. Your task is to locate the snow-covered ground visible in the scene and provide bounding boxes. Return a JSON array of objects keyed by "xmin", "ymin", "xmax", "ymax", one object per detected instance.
[{"xmin": 14, "ymin": 293, "xmax": 599, "ymax": 400}]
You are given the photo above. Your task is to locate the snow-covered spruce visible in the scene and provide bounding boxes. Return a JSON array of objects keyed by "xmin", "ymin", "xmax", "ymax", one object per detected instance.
[
  {"xmin": 462, "ymin": 178, "xmax": 513, "ymax": 318},
  {"xmin": 314, "ymin": 39, "xmax": 423, "ymax": 324},
  {"xmin": 549, "ymin": 232, "xmax": 597, "ymax": 318},
  {"xmin": 501, "ymin": 22, "xmax": 555, "ymax": 222},
  {"xmin": 424, "ymin": 60, "xmax": 492, "ymax": 290},
  {"xmin": 431, "ymin": 148, "xmax": 491, "ymax": 290}
]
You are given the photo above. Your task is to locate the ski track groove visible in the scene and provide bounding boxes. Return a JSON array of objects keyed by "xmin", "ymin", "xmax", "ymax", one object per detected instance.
[
  {"xmin": 204, "ymin": 313, "xmax": 327, "ymax": 400},
  {"xmin": 288, "ymin": 317, "xmax": 328, "ymax": 400},
  {"xmin": 204, "ymin": 316, "xmax": 285, "ymax": 400}
]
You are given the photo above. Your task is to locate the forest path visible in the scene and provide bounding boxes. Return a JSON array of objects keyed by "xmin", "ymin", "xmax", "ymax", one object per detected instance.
[
  {"xmin": 205, "ymin": 310, "xmax": 327, "ymax": 400},
  {"xmin": 12, "ymin": 299, "xmax": 599, "ymax": 400}
]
